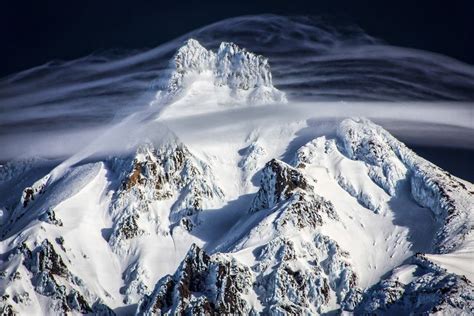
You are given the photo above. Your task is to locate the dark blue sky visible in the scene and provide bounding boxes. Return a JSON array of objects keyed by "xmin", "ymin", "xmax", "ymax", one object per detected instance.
[{"xmin": 1, "ymin": 0, "xmax": 473, "ymax": 77}]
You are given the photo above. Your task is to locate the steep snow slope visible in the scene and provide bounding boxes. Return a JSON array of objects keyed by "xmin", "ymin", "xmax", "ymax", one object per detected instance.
[
  {"xmin": 0, "ymin": 39, "xmax": 472, "ymax": 315},
  {"xmin": 293, "ymin": 136, "xmax": 437, "ymax": 287}
]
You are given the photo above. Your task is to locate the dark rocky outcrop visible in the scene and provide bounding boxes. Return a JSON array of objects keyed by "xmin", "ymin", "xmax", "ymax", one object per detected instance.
[{"xmin": 137, "ymin": 244, "xmax": 253, "ymax": 315}]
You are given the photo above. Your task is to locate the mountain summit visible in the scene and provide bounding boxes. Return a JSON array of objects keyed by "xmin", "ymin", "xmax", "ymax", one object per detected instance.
[{"xmin": 158, "ymin": 39, "xmax": 287, "ymax": 106}]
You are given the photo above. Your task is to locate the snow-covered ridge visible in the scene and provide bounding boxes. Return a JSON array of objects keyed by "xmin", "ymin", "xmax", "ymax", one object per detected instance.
[
  {"xmin": 337, "ymin": 118, "xmax": 474, "ymax": 254},
  {"xmin": 160, "ymin": 39, "xmax": 287, "ymax": 104}
]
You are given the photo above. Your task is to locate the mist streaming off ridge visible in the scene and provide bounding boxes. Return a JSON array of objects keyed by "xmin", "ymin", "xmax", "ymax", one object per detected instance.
[{"xmin": 0, "ymin": 15, "xmax": 472, "ymax": 162}]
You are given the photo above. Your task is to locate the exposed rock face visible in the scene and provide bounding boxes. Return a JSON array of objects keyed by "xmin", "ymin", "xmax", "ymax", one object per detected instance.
[
  {"xmin": 20, "ymin": 175, "xmax": 50, "ymax": 209},
  {"xmin": 0, "ymin": 302, "xmax": 15, "ymax": 316},
  {"xmin": 250, "ymin": 159, "xmax": 337, "ymax": 228},
  {"xmin": 109, "ymin": 140, "xmax": 224, "ymax": 253},
  {"xmin": 251, "ymin": 236, "xmax": 362, "ymax": 314},
  {"xmin": 358, "ymin": 255, "xmax": 474, "ymax": 314},
  {"xmin": 12, "ymin": 240, "xmax": 113, "ymax": 314},
  {"xmin": 251, "ymin": 159, "xmax": 309, "ymax": 212},
  {"xmin": 137, "ymin": 244, "xmax": 253, "ymax": 315},
  {"xmin": 163, "ymin": 39, "xmax": 287, "ymax": 104},
  {"xmin": 38, "ymin": 208, "xmax": 63, "ymax": 226},
  {"xmin": 0, "ymin": 170, "xmax": 52, "ymax": 238}
]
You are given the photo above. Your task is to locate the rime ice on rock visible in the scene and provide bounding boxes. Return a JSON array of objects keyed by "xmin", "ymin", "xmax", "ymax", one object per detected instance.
[{"xmin": 161, "ymin": 39, "xmax": 287, "ymax": 104}]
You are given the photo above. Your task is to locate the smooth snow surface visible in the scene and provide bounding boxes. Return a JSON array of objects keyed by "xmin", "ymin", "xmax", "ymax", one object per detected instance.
[{"xmin": 425, "ymin": 238, "xmax": 474, "ymax": 282}]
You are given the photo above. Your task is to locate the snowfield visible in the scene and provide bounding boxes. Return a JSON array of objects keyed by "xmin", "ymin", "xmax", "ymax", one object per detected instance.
[{"xmin": 0, "ymin": 39, "xmax": 473, "ymax": 315}]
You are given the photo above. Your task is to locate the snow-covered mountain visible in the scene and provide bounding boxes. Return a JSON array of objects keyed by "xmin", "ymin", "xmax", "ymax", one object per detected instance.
[{"xmin": 0, "ymin": 39, "xmax": 473, "ymax": 315}]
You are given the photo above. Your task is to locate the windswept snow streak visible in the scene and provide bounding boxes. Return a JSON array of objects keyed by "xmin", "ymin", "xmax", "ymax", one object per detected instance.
[{"xmin": 1, "ymin": 15, "xmax": 474, "ymax": 160}]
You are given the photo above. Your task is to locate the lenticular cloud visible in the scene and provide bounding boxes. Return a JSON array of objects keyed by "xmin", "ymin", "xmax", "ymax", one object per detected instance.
[{"xmin": 0, "ymin": 14, "xmax": 473, "ymax": 161}]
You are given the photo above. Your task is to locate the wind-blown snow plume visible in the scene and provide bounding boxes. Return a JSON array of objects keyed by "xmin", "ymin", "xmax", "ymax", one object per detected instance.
[{"xmin": 0, "ymin": 14, "xmax": 473, "ymax": 161}]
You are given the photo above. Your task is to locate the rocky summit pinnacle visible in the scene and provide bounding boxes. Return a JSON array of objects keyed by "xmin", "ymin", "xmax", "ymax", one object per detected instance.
[{"xmin": 164, "ymin": 39, "xmax": 287, "ymax": 104}]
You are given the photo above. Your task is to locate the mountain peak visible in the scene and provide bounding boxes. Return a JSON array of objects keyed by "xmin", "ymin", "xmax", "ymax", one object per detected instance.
[{"xmin": 164, "ymin": 38, "xmax": 287, "ymax": 104}]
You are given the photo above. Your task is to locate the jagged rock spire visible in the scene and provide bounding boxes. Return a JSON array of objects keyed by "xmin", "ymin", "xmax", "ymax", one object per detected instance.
[{"xmin": 163, "ymin": 39, "xmax": 287, "ymax": 104}]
